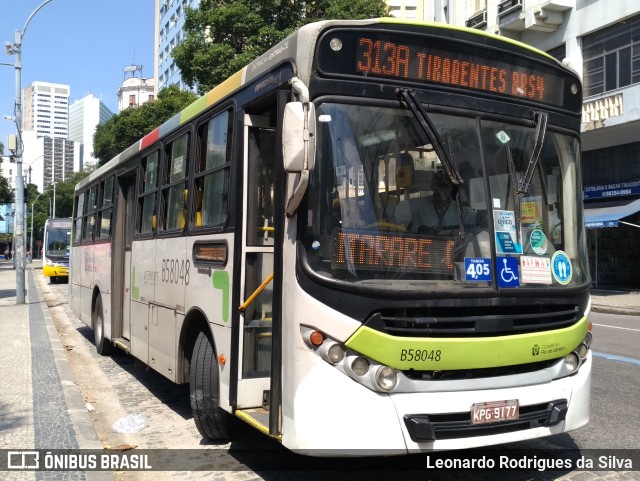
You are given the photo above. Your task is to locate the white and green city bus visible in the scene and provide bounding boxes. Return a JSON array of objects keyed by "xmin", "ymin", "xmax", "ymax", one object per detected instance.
[
  {"xmin": 70, "ymin": 18, "xmax": 592, "ymax": 454},
  {"xmin": 43, "ymin": 217, "xmax": 72, "ymax": 283}
]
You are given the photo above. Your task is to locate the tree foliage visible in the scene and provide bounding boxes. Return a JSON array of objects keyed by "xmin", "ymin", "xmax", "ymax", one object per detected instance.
[
  {"xmin": 172, "ymin": 0, "xmax": 389, "ymax": 94},
  {"xmin": 93, "ymin": 85, "xmax": 198, "ymax": 165}
]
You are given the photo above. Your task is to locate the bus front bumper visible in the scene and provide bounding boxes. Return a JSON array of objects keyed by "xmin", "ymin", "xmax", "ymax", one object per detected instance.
[
  {"xmin": 286, "ymin": 353, "xmax": 591, "ymax": 455},
  {"xmin": 43, "ymin": 264, "xmax": 69, "ymax": 277}
]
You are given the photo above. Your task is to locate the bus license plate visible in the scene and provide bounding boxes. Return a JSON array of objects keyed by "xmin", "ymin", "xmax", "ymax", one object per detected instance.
[{"xmin": 471, "ymin": 400, "xmax": 519, "ymax": 424}]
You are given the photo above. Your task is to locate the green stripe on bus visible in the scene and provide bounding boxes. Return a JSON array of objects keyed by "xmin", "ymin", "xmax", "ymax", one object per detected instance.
[{"xmin": 345, "ymin": 316, "xmax": 589, "ymax": 371}]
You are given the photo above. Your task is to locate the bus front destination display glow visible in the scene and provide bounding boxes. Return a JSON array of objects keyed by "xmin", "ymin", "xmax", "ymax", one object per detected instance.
[
  {"xmin": 355, "ymin": 36, "xmax": 561, "ymax": 104},
  {"xmin": 333, "ymin": 231, "xmax": 454, "ymax": 274}
]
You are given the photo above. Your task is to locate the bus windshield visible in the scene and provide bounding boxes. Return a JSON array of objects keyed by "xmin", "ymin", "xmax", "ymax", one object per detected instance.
[
  {"xmin": 46, "ymin": 226, "xmax": 71, "ymax": 258},
  {"xmin": 302, "ymin": 102, "xmax": 588, "ymax": 291}
]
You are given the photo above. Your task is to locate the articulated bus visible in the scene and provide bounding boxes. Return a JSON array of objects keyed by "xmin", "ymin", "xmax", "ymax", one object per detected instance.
[
  {"xmin": 43, "ymin": 217, "xmax": 72, "ymax": 283},
  {"xmin": 70, "ymin": 19, "xmax": 592, "ymax": 454}
]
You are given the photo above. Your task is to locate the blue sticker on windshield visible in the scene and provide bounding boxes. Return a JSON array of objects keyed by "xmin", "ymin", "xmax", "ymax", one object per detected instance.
[
  {"xmin": 464, "ymin": 258, "xmax": 492, "ymax": 281},
  {"xmin": 551, "ymin": 251, "xmax": 572, "ymax": 285},
  {"xmin": 497, "ymin": 257, "xmax": 519, "ymax": 288}
]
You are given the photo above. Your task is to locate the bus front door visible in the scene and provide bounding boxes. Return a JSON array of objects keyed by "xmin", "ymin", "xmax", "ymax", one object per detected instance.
[{"xmin": 236, "ymin": 114, "xmax": 277, "ymax": 430}]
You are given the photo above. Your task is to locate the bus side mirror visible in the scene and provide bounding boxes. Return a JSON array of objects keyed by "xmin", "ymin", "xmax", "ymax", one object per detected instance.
[{"xmin": 282, "ymin": 102, "xmax": 316, "ymax": 173}]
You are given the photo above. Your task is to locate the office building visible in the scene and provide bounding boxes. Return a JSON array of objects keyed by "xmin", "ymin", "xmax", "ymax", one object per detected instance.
[
  {"xmin": 22, "ymin": 81, "xmax": 70, "ymax": 140},
  {"xmin": 69, "ymin": 94, "xmax": 114, "ymax": 167},
  {"xmin": 154, "ymin": 0, "xmax": 200, "ymax": 94}
]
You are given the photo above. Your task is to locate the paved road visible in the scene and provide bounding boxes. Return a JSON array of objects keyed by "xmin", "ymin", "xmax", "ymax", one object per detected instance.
[{"xmin": 40, "ymin": 276, "xmax": 640, "ymax": 481}]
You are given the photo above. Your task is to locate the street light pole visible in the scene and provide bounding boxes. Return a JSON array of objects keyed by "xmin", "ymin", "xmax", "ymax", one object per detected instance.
[{"xmin": 5, "ymin": 0, "xmax": 54, "ymax": 303}]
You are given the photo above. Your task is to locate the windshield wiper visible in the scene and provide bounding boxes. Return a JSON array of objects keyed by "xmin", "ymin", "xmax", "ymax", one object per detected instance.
[
  {"xmin": 517, "ymin": 111, "xmax": 548, "ymax": 194},
  {"xmin": 396, "ymin": 88, "xmax": 463, "ymax": 185}
]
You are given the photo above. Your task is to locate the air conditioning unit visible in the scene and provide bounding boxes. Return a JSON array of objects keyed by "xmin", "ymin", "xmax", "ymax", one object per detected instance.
[
  {"xmin": 498, "ymin": 0, "xmax": 523, "ymax": 17},
  {"xmin": 466, "ymin": 10, "xmax": 488, "ymax": 29}
]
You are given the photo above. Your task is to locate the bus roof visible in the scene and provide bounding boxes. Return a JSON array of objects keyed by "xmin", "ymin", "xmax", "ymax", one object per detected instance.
[{"xmin": 77, "ymin": 18, "xmax": 565, "ymax": 191}]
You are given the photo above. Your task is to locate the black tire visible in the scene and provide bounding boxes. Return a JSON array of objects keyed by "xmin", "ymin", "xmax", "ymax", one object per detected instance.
[
  {"xmin": 190, "ymin": 330, "xmax": 230, "ymax": 440},
  {"xmin": 93, "ymin": 295, "xmax": 114, "ymax": 355}
]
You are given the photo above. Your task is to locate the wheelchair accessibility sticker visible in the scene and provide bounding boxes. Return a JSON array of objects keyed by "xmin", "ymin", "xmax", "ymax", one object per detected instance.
[
  {"xmin": 497, "ymin": 256, "xmax": 519, "ymax": 288},
  {"xmin": 551, "ymin": 251, "xmax": 572, "ymax": 285}
]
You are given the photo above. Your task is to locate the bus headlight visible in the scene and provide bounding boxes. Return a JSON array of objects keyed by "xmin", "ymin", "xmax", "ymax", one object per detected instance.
[
  {"xmin": 564, "ymin": 353, "xmax": 580, "ymax": 372},
  {"xmin": 327, "ymin": 343, "xmax": 346, "ymax": 364},
  {"xmin": 351, "ymin": 357, "xmax": 369, "ymax": 376},
  {"xmin": 576, "ymin": 343, "xmax": 589, "ymax": 359},
  {"xmin": 373, "ymin": 366, "xmax": 397, "ymax": 392}
]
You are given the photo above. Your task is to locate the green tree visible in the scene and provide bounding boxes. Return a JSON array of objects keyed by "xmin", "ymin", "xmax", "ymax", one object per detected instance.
[
  {"xmin": 93, "ymin": 85, "xmax": 198, "ymax": 165},
  {"xmin": 172, "ymin": 0, "xmax": 389, "ymax": 94}
]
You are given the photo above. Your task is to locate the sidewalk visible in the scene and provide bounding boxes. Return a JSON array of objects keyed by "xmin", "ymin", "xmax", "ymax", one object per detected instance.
[{"xmin": 0, "ymin": 259, "xmax": 112, "ymax": 480}]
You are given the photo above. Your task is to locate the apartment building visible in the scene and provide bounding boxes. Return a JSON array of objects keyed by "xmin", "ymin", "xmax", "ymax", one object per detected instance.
[
  {"xmin": 154, "ymin": 0, "xmax": 200, "ymax": 94},
  {"xmin": 22, "ymin": 81, "xmax": 70, "ymax": 139}
]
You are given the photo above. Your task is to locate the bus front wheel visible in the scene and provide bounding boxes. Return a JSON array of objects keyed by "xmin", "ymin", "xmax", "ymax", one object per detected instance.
[
  {"xmin": 190, "ymin": 330, "xmax": 230, "ymax": 440},
  {"xmin": 93, "ymin": 295, "xmax": 114, "ymax": 356}
]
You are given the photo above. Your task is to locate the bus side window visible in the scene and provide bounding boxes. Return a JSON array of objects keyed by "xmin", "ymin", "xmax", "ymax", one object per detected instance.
[
  {"xmin": 73, "ymin": 192, "xmax": 85, "ymax": 245},
  {"xmin": 98, "ymin": 176, "xmax": 114, "ymax": 239},
  {"xmin": 194, "ymin": 109, "xmax": 232, "ymax": 228},
  {"xmin": 162, "ymin": 133, "xmax": 190, "ymax": 231},
  {"xmin": 83, "ymin": 185, "xmax": 98, "ymax": 242},
  {"xmin": 138, "ymin": 150, "xmax": 159, "ymax": 234}
]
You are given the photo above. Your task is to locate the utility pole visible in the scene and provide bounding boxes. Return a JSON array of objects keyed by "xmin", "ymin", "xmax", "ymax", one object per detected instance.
[{"xmin": 4, "ymin": 0, "xmax": 54, "ymax": 303}]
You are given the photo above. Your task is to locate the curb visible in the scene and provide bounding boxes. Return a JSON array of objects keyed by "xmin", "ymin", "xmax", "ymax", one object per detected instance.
[
  {"xmin": 591, "ymin": 304, "xmax": 640, "ymax": 316},
  {"xmin": 30, "ymin": 269, "xmax": 114, "ymax": 481}
]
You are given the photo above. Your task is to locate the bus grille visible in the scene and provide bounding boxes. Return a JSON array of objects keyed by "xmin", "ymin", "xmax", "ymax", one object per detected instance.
[
  {"xmin": 364, "ymin": 305, "xmax": 580, "ymax": 338},
  {"xmin": 404, "ymin": 400, "xmax": 568, "ymax": 441}
]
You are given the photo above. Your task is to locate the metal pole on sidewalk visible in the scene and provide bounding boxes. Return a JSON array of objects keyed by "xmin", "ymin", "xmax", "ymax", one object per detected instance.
[{"xmin": 4, "ymin": 0, "xmax": 54, "ymax": 303}]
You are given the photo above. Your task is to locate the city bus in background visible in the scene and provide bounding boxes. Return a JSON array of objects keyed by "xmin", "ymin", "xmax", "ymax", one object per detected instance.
[
  {"xmin": 43, "ymin": 217, "xmax": 72, "ymax": 283},
  {"xmin": 69, "ymin": 18, "xmax": 592, "ymax": 454}
]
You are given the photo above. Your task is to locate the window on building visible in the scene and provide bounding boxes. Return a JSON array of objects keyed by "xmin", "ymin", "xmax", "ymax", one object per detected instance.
[
  {"xmin": 129, "ymin": 95, "xmax": 136, "ymax": 106},
  {"xmin": 583, "ymin": 14, "xmax": 640, "ymax": 97}
]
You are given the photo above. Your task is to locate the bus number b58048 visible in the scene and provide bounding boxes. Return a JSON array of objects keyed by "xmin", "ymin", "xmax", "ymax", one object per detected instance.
[
  {"xmin": 400, "ymin": 349, "xmax": 441, "ymax": 362},
  {"xmin": 161, "ymin": 259, "xmax": 190, "ymax": 285}
]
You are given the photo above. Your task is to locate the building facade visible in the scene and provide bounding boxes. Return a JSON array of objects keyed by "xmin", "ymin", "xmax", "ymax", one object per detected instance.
[
  {"xmin": 22, "ymin": 81, "xmax": 70, "ymax": 140},
  {"xmin": 17, "ymin": 130, "xmax": 78, "ymax": 194},
  {"xmin": 154, "ymin": 0, "xmax": 200, "ymax": 94},
  {"xmin": 69, "ymin": 93, "xmax": 114, "ymax": 168},
  {"xmin": 117, "ymin": 76, "xmax": 156, "ymax": 112}
]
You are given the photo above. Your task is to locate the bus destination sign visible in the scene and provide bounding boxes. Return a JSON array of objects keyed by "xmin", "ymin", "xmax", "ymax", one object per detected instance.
[
  {"xmin": 355, "ymin": 36, "xmax": 560, "ymax": 104},
  {"xmin": 332, "ymin": 230, "xmax": 454, "ymax": 274},
  {"xmin": 317, "ymin": 30, "xmax": 574, "ymax": 108}
]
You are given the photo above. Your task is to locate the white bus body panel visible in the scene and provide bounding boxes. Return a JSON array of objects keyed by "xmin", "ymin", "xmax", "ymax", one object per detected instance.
[
  {"xmin": 282, "ymin": 350, "xmax": 591, "ymax": 454},
  {"xmin": 130, "ymin": 238, "xmax": 156, "ymax": 363},
  {"xmin": 94, "ymin": 242, "xmax": 113, "ymax": 337},
  {"xmin": 69, "ymin": 247, "xmax": 82, "ymax": 321}
]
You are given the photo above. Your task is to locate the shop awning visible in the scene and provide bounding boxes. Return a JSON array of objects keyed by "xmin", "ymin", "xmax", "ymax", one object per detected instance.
[{"xmin": 584, "ymin": 198, "xmax": 640, "ymax": 228}]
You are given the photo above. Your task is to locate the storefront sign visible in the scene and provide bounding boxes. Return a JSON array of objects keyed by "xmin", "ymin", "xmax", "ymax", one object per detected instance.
[{"xmin": 583, "ymin": 180, "xmax": 640, "ymax": 200}]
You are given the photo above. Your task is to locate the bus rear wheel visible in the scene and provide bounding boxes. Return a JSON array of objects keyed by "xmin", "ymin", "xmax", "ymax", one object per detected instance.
[
  {"xmin": 190, "ymin": 330, "xmax": 230, "ymax": 440},
  {"xmin": 93, "ymin": 295, "xmax": 114, "ymax": 356}
]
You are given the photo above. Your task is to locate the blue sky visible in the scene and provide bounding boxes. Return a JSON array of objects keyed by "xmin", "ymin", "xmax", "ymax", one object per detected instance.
[{"xmin": 0, "ymin": 0, "xmax": 155, "ymax": 152}]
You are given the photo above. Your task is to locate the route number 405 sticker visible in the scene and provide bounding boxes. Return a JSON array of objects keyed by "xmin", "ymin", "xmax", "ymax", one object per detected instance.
[{"xmin": 464, "ymin": 258, "xmax": 492, "ymax": 281}]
